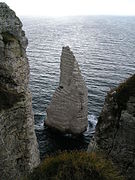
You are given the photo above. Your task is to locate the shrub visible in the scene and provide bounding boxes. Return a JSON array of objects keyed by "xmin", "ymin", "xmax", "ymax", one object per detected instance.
[{"xmin": 24, "ymin": 151, "xmax": 124, "ymax": 180}]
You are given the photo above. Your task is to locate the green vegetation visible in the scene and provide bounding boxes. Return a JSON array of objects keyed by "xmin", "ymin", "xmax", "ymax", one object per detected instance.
[{"xmin": 25, "ymin": 151, "xmax": 124, "ymax": 180}]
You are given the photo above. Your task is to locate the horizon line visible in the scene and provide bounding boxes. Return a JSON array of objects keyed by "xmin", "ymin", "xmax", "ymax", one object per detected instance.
[{"xmin": 19, "ymin": 14, "xmax": 135, "ymax": 18}]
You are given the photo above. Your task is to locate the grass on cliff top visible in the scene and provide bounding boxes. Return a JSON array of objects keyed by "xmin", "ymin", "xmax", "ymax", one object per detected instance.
[
  {"xmin": 115, "ymin": 74, "xmax": 135, "ymax": 110},
  {"xmin": 24, "ymin": 151, "xmax": 124, "ymax": 180}
]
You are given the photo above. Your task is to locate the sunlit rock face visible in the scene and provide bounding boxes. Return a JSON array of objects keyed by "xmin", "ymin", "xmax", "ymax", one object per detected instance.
[
  {"xmin": 88, "ymin": 74, "xmax": 135, "ymax": 180},
  {"xmin": 45, "ymin": 46, "xmax": 88, "ymax": 134},
  {"xmin": 0, "ymin": 3, "xmax": 40, "ymax": 179}
]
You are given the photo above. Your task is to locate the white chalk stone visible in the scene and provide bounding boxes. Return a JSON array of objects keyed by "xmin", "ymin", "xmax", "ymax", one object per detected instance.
[{"xmin": 45, "ymin": 46, "xmax": 88, "ymax": 134}]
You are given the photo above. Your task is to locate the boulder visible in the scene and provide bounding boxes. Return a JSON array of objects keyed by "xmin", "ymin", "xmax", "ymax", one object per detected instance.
[
  {"xmin": 0, "ymin": 3, "xmax": 40, "ymax": 179},
  {"xmin": 45, "ymin": 46, "xmax": 88, "ymax": 134}
]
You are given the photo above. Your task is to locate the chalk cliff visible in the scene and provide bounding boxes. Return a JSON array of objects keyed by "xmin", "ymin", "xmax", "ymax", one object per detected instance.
[
  {"xmin": 0, "ymin": 3, "xmax": 40, "ymax": 179},
  {"xmin": 88, "ymin": 74, "xmax": 135, "ymax": 179},
  {"xmin": 45, "ymin": 46, "xmax": 88, "ymax": 134}
]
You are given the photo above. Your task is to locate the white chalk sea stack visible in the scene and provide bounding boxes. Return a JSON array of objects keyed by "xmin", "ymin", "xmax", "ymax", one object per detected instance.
[{"xmin": 45, "ymin": 46, "xmax": 88, "ymax": 134}]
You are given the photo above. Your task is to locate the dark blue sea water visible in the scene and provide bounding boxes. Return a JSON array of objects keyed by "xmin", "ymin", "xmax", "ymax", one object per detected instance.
[{"xmin": 21, "ymin": 16, "xmax": 135, "ymax": 159}]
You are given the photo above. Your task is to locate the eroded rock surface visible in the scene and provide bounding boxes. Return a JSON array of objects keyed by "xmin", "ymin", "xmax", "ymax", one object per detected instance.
[
  {"xmin": 0, "ymin": 3, "xmax": 40, "ymax": 179},
  {"xmin": 45, "ymin": 46, "xmax": 88, "ymax": 134},
  {"xmin": 88, "ymin": 74, "xmax": 135, "ymax": 179}
]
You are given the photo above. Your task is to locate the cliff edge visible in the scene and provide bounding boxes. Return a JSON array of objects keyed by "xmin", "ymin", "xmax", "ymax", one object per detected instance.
[
  {"xmin": 88, "ymin": 74, "xmax": 135, "ymax": 179},
  {"xmin": 0, "ymin": 3, "xmax": 40, "ymax": 179}
]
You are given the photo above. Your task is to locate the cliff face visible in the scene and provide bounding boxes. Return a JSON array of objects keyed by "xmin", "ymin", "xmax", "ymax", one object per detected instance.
[
  {"xmin": 0, "ymin": 3, "xmax": 40, "ymax": 179},
  {"xmin": 45, "ymin": 46, "xmax": 88, "ymax": 134},
  {"xmin": 88, "ymin": 74, "xmax": 135, "ymax": 179}
]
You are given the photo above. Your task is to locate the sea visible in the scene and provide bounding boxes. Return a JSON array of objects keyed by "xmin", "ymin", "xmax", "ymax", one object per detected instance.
[{"xmin": 21, "ymin": 16, "xmax": 135, "ymax": 159}]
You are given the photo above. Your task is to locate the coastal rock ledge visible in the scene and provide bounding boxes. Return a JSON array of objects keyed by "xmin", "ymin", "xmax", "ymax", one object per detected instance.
[
  {"xmin": 0, "ymin": 3, "xmax": 40, "ymax": 179},
  {"xmin": 88, "ymin": 74, "xmax": 135, "ymax": 180},
  {"xmin": 45, "ymin": 46, "xmax": 88, "ymax": 134}
]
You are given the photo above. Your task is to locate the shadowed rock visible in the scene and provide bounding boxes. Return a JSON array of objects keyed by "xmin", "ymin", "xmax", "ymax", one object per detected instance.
[
  {"xmin": 88, "ymin": 74, "xmax": 135, "ymax": 180},
  {"xmin": 0, "ymin": 3, "xmax": 40, "ymax": 179},
  {"xmin": 45, "ymin": 46, "xmax": 88, "ymax": 134}
]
